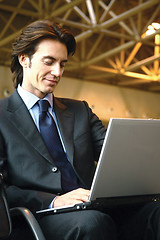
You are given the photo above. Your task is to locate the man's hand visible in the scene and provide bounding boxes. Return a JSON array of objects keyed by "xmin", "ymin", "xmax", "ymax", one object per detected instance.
[{"xmin": 53, "ymin": 188, "xmax": 90, "ymax": 208}]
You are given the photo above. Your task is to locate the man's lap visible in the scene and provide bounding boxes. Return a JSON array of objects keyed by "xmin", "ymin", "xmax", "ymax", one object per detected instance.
[
  {"xmin": 38, "ymin": 209, "xmax": 117, "ymax": 240},
  {"xmin": 8, "ymin": 201, "xmax": 160, "ymax": 240}
]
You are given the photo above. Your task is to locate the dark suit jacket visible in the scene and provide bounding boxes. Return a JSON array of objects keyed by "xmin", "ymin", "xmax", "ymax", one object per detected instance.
[{"xmin": 0, "ymin": 90, "xmax": 106, "ymax": 213}]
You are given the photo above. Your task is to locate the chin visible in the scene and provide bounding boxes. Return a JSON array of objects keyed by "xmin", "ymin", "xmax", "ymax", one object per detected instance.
[{"xmin": 45, "ymin": 87, "xmax": 55, "ymax": 93}]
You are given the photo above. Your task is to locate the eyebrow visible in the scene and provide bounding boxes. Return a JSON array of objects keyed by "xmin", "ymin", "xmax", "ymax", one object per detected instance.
[{"xmin": 42, "ymin": 56, "xmax": 68, "ymax": 63}]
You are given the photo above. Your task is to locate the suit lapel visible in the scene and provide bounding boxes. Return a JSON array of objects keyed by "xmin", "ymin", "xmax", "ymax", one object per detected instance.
[
  {"xmin": 54, "ymin": 98, "xmax": 74, "ymax": 164},
  {"xmin": 6, "ymin": 91, "xmax": 54, "ymax": 165},
  {"xmin": 6, "ymin": 91, "xmax": 75, "ymax": 165}
]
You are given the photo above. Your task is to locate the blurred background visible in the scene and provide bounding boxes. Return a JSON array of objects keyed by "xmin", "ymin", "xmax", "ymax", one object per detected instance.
[{"xmin": 0, "ymin": 0, "xmax": 160, "ymax": 125}]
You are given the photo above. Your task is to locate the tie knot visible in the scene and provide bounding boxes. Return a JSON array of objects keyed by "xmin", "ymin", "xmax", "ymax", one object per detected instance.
[{"xmin": 38, "ymin": 100, "xmax": 50, "ymax": 113}]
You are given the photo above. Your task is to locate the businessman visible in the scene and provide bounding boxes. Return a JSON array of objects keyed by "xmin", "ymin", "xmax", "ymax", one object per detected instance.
[{"xmin": 0, "ymin": 19, "xmax": 160, "ymax": 240}]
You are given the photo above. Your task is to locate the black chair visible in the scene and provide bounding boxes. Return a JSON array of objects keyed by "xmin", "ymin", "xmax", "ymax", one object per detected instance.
[{"xmin": 0, "ymin": 174, "xmax": 46, "ymax": 240}]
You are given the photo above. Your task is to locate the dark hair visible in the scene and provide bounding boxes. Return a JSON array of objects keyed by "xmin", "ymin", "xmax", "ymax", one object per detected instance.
[{"xmin": 11, "ymin": 20, "xmax": 76, "ymax": 88}]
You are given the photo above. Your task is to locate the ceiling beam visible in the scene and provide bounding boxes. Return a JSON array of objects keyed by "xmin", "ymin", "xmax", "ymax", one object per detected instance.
[
  {"xmin": 99, "ymin": 0, "xmax": 160, "ymax": 30},
  {"xmin": 50, "ymin": 0, "xmax": 84, "ymax": 18},
  {"xmin": 79, "ymin": 29, "xmax": 160, "ymax": 67},
  {"xmin": 0, "ymin": 0, "xmax": 25, "ymax": 39},
  {"xmin": 0, "ymin": 3, "xmax": 39, "ymax": 17},
  {"xmin": 99, "ymin": 1, "xmax": 133, "ymax": 35},
  {"xmin": 0, "ymin": 28, "xmax": 23, "ymax": 47},
  {"xmin": 65, "ymin": 0, "xmax": 91, "ymax": 24},
  {"xmin": 126, "ymin": 54, "xmax": 160, "ymax": 72}
]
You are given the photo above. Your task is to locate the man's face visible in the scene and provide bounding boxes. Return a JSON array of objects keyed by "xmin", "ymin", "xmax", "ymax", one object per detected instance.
[{"xmin": 20, "ymin": 39, "xmax": 68, "ymax": 98}]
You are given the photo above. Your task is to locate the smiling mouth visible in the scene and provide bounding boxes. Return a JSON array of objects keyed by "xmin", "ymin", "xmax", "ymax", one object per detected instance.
[
  {"xmin": 47, "ymin": 79, "xmax": 57, "ymax": 82},
  {"xmin": 44, "ymin": 77, "xmax": 58, "ymax": 83}
]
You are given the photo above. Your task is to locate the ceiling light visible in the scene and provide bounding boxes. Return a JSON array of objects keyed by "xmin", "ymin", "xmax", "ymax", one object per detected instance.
[{"xmin": 146, "ymin": 22, "xmax": 160, "ymax": 36}]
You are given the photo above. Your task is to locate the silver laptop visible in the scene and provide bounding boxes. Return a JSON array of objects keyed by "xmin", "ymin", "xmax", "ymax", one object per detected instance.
[{"xmin": 36, "ymin": 118, "xmax": 160, "ymax": 215}]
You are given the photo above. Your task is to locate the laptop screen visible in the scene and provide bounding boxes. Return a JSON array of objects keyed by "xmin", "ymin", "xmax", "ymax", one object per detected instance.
[{"xmin": 89, "ymin": 118, "xmax": 160, "ymax": 201}]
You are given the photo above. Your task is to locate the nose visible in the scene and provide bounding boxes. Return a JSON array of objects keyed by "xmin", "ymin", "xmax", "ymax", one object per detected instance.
[{"xmin": 50, "ymin": 63, "xmax": 62, "ymax": 77}]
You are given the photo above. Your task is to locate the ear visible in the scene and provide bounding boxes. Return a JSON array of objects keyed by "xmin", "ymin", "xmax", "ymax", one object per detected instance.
[{"xmin": 18, "ymin": 54, "xmax": 30, "ymax": 68}]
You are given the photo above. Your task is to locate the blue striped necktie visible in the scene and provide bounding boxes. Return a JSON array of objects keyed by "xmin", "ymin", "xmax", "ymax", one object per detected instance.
[{"xmin": 38, "ymin": 100, "xmax": 80, "ymax": 193}]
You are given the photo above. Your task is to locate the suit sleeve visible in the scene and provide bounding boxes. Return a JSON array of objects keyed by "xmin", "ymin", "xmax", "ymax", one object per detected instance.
[
  {"xmin": 83, "ymin": 100, "xmax": 106, "ymax": 161},
  {"xmin": 5, "ymin": 185, "xmax": 55, "ymax": 213}
]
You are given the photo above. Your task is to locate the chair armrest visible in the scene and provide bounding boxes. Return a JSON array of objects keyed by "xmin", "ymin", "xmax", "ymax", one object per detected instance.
[
  {"xmin": 10, "ymin": 207, "xmax": 46, "ymax": 240},
  {"xmin": 0, "ymin": 174, "xmax": 12, "ymax": 239}
]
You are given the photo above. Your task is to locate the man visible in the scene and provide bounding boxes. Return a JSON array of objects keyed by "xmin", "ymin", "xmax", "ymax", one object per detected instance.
[
  {"xmin": 0, "ymin": 19, "xmax": 160, "ymax": 240},
  {"xmin": 0, "ymin": 20, "xmax": 116, "ymax": 240}
]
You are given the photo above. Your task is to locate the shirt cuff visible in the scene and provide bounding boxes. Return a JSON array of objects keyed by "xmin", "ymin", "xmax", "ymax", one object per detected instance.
[{"xmin": 49, "ymin": 196, "xmax": 58, "ymax": 209}]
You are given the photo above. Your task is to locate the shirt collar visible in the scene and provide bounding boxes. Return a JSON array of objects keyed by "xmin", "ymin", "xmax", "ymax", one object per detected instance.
[{"xmin": 17, "ymin": 85, "xmax": 54, "ymax": 110}]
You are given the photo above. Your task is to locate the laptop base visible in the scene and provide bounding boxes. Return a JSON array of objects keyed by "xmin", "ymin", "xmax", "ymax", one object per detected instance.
[{"xmin": 36, "ymin": 194, "xmax": 160, "ymax": 216}]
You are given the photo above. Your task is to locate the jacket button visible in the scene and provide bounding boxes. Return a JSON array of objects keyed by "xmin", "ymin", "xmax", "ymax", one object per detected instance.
[{"xmin": 52, "ymin": 167, "xmax": 58, "ymax": 172}]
